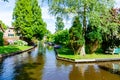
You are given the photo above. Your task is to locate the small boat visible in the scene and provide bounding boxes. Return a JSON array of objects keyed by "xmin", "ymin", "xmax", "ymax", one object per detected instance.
[{"xmin": 54, "ymin": 45, "xmax": 62, "ymax": 49}]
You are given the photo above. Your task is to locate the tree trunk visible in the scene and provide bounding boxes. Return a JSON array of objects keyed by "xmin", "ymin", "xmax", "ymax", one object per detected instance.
[
  {"xmin": 76, "ymin": 47, "xmax": 81, "ymax": 55},
  {"xmin": 80, "ymin": 44, "xmax": 86, "ymax": 56}
]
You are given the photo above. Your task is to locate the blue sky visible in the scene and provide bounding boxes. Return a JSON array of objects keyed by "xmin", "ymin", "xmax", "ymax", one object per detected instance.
[{"xmin": 0, "ymin": 0, "xmax": 120, "ymax": 33}]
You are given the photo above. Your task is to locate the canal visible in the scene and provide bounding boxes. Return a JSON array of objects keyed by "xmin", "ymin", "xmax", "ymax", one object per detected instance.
[{"xmin": 0, "ymin": 44, "xmax": 120, "ymax": 80}]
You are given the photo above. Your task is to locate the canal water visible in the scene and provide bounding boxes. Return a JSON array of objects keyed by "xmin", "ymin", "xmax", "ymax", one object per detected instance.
[{"xmin": 0, "ymin": 45, "xmax": 120, "ymax": 80}]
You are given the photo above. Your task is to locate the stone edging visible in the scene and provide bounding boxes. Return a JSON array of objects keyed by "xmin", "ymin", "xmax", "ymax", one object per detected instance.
[
  {"xmin": 0, "ymin": 45, "xmax": 37, "ymax": 58},
  {"xmin": 54, "ymin": 49, "xmax": 120, "ymax": 63}
]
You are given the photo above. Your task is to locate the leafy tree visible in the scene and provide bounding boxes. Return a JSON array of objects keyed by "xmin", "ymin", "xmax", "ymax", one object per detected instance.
[
  {"xmin": 0, "ymin": 31, "xmax": 3, "ymax": 46},
  {"xmin": 46, "ymin": 0, "xmax": 114, "ymax": 32},
  {"xmin": 0, "ymin": 20, "xmax": 7, "ymax": 30},
  {"xmin": 54, "ymin": 29, "xmax": 69, "ymax": 45},
  {"xmin": 101, "ymin": 8, "xmax": 120, "ymax": 51},
  {"xmin": 13, "ymin": 0, "xmax": 33, "ymax": 40},
  {"xmin": 55, "ymin": 16, "xmax": 64, "ymax": 32},
  {"xmin": 31, "ymin": 0, "xmax": 47, "ymax": 40},
  {"xmin": 69, "ymin": 16, "xmax": 84, "ymax": 55},
  {"xmin": 43, "ymin": 0, "xmax": 115, "ymax": 55},
  {"xmin": 13, "ymin": 0, "xmax": 47, "ymax": 43},
  {"xmin": 86, "ymin": 24, "xmax": 102, "ymax": 54}
]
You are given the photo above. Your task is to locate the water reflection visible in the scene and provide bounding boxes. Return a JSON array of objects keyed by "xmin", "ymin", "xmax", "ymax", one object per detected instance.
[
  {"xmin": 112, "ymin": 63, "xmax": 120, "ymax": 71},
  {"xmin": 0, "ymin": 44, "xmax": 120, "ymax": 80},
  {"xmin": 0, "ymin": 57, "xmax": 15, "ymax": 80}
]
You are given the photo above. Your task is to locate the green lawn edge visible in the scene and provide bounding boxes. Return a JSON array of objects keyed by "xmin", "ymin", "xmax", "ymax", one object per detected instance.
[
  {"xmin": 0, "ymin": 45, "xmax": 32, "ymax": 54},
  {"xmin": 57, "ymin": 47, "xmax": 120, "ymax": 59},
  {"xmin": 58, "ymin": 54, "xmax": 120, "ymax": 59}
]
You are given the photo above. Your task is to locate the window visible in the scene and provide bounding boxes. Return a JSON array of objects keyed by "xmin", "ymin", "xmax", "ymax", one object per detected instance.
[{"xmin": 8, "ymin": 34, "xmax": 14, "ymax": 37}]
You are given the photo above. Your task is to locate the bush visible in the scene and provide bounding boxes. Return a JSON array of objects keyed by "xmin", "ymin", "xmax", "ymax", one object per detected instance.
[
  {"xmin": 0, "ymin": 31, "xmax": 3, "ymax": 46},
  {"xmin": 53, "ymin": 29, "xmax": 70, "ymax": 45},
  {"xmin": 14, "ymin": 40, "xmax": 28, "ymax": 46},
  {"xmin": 85, "ymin": 24, "xmax": 102, "ymax": 54}
]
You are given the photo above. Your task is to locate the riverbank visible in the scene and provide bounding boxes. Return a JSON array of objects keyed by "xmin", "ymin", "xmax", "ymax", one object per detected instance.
[
  {"xmin": 55, "ymin": 48, "xmax": 120, "ymax": 63},
  {"xmin": 0, "ymin": 45, "xmax": 36, "ymax": 58}
]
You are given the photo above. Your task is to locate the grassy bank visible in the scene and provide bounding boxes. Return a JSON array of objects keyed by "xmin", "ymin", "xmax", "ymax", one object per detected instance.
[
  {"xmin": 57, "ymin": 47, "xmax": 120, "ymax": 59},
  {"xmin": 0, "ymin": 46, "xmax": 32, "ymax": 54}
]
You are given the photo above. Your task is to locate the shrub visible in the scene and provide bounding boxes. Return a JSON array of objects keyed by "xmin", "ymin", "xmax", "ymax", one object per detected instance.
[
  {"xmin": 14, "ymin": 40, "xmax": 28, "ymax": 46},
  {"xmin": 85, "ymin": 24, "xmax": 102, "ymax": 54},
  {"xmin": 0, "ymin": 31, "xmax": 3, "ymax": 46},
  {"xmin": 53, "ymin": 29, "xmax": 70, "ymax": 45}
]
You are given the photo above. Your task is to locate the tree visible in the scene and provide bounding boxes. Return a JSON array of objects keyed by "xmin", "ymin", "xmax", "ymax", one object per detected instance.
[
  {"xmin": 101, "ymin": 8, "xmax": 120, "ymax": 51},
  {"xmin": 0, "ymin": 31, "xmax": 3, "ymax": 46},
  {"xmin": 0, "ymin": 20, "xmax": 7, "ymax": 30},
  {"xmin": 13, "ymin": 0, "xmax": 33, "ymax": 40},
  {"xmin": 31, "ymin": 0, "xmax": 47, "ymax": 40},
  {"xmin": 13, "ymin": 0, "xmax": 47, "ymax": 43},
  {"xmin": 85, "ymin": 24, "xmax": 102, "ymax": 54},
  {"xmin": 44, "ymin": 0, "xmax": 115, "ymax": 55},
  {"xmin": 69, "ymin": 16, "xmax": 84, "ymax": 55},
  {"xmin": 54, "ymin": 29, "xmax": 69, "ymax": 45},
  {"xmin": 55, "ymin": 16, "xmax": 64, "ymax": 32}
]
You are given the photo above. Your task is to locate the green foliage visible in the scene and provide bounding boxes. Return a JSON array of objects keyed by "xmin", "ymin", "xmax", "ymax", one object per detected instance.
[
  {"xmin": 53, "ymin": 29, "xmax": 69, "ymax": 45},
  {"xmin": 101, "ymin": 8, "xmax": 120, "ymax": 51},
  {"xmin": 69, "ymin": 16, "xmax": 84, "ymax": 54},
  {"xmin": 86, "ymin": 24, "xmax": 102, "ymax": 43},
  {"xmin": 55, "ymin": 16, "xmax": 64, "ymax": 32},
  {"xmin": 46, "ymin": 0, "xmax": 114, "ymax": 30},
  {"xmin": 46, "ymin": 34, "xmax": 54, "ymax": 42},
  {"xmin": 45, "ymin": 0, "xmax": 115, "ymax": 55},
  {"xmin": 44, "ymin": 0, "xmax": 120, "ymax": 54},
  {"xmin": 0, "ymin": 20, "xmax": 7, "ymax": 30},
  {"xmin": 57, "ymin": 46, "xmax": 74, "ymax": 55},
  {"xmin": 14, "ymin": 40, "xmax": 28, "ymax": 46},
  {"xmin": 13, "ymin": 0, "xmax": 47, "ymax": 42},
  {"xmin": 85, "ymin": 24, "xmax": 102, "ymax": 54},
  {"xmin": 0, "ymin": 31, "xmax": 3, "ymax": 46}
]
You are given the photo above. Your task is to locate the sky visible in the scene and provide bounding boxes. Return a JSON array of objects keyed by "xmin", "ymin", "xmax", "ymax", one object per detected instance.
[{"xmin": 0, "ymin": 0, "xmax": 120, "ymax": 33}]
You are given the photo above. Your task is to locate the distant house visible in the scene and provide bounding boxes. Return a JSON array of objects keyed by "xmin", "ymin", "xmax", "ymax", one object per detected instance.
[{"xmin": 3, "ymin": 27, "xmax": 19, "ymax": 44}]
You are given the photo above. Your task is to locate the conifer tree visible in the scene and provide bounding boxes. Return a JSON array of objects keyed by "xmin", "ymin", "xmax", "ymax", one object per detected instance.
[
  {"xmin": 13, "ymin": 0, "xmax": 47, "ymax": 42},
  {"xmin": 69, "ymin": 16, "xmax": 84, "ymax": 55}
]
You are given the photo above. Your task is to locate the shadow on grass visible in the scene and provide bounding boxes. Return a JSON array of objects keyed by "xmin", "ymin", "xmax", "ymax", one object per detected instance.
[
  {"xmin": 57, "ymin": 47, "xmax": 74, "ymax": 55},
  {"xmin": 0, "ymin": 46, "xmax": 20, "ymax": 54}
]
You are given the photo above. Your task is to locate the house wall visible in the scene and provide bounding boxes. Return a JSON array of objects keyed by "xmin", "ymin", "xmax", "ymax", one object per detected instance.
[
  {"xmin": 4, "ymin": 28, "xmax": 15, "ymax": 37},
  {"xmin": 3, "ymin": 28, "xmax": 19, "ymax": 44}
]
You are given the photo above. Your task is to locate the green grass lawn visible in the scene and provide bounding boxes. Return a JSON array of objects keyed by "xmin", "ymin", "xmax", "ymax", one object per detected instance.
[
  {"xmin": 0, "ymin": 45, "xmax": 32, "ymax": 54},
  {"xmin": 57, "ymin": 47, "xmax": 120, "ymax": 59}
]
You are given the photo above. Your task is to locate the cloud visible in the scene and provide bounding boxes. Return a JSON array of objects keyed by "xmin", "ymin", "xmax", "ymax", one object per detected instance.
[
  {"xmin": 115, "ymin": 0, "xmax": 120, "ymax": 8},
  {"xmin": 41, "ymin": 7, "xmax": 56, "ymax": 33},
  {"xmin": 0, "ymin": 0, "xmax": 15, "ymax": 26},
  {"xmin": 42, "ymin": 7, "xmax": 55, "ymax": 20},
  {"xmin": 0, "ymin": 11, "xmax": 13, "ymax": 26}
]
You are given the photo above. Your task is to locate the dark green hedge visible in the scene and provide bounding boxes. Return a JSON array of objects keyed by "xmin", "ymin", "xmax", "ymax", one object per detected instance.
[{"xmin": 0, "ymin": 31, "xmax": 3, "ymax": 46}]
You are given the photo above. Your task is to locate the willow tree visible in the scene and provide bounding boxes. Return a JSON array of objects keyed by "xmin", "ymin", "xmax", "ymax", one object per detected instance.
[
  {"xmin": 13, "ymin": 0, "xmax": 47, "ymax": 43},
  {"xmin": 55, "ymin": 16, "xmax": 64, "ymax": 32},
  {"xmin": 43, "ymin": 0, "xmax": 115, "ymax": 55}
]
